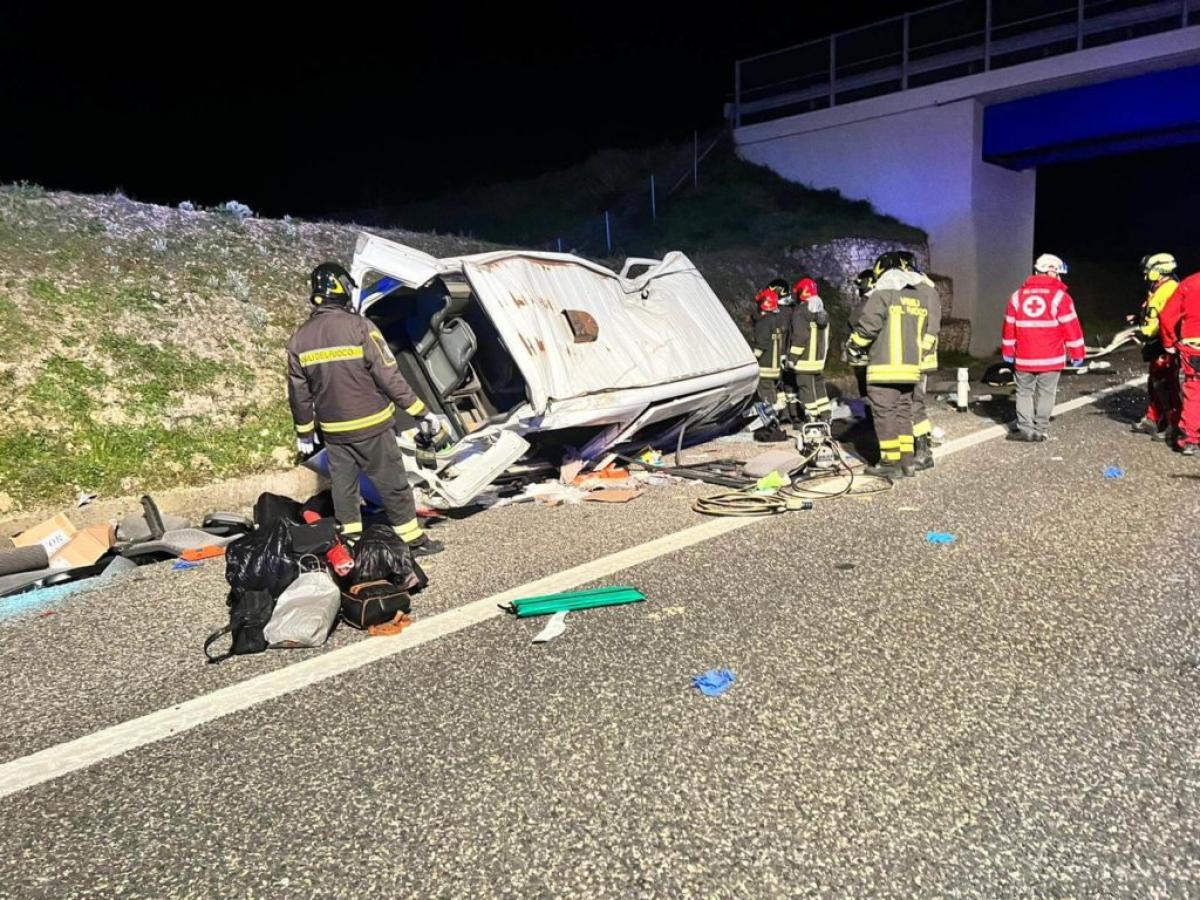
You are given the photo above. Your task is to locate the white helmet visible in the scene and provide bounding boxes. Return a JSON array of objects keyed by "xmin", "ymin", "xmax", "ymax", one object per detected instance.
[{"xmin": 1034, "ymin": 253, "xmax": 1067, "ymax": 277}]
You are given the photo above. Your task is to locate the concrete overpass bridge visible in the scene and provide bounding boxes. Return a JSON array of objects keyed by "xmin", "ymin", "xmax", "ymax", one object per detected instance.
[{"xmin": 732, "ymin": 0, "xmax": 1200, "ymax": 353}]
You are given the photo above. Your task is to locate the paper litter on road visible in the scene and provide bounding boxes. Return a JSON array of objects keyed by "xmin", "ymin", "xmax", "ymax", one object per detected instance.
[
  {"xmin": 531, "ymin": 611, "xmax": 568, "ymax": 643},
  {"xmin": 692, "ymin": 668, "xmax": 736, "ymax": 697}
]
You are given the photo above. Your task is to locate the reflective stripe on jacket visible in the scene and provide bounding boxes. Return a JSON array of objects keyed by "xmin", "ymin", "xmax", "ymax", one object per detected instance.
[
  {"xmin": 286, "ymin": 305, "xmax": 427, "ymax": 444},
  {"xmin": 999, "ymin": 274, "xmax": 1085, "ymax": 373},
  {"xmin": 787, "ymin": 301, "xmax": 829, "ymax": 373},
  {"xmin": 753, "ymin": 310, "xmax": 786, "ymax": 379}
]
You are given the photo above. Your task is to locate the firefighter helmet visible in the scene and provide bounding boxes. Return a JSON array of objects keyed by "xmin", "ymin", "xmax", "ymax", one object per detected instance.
[
  {"xmin": 310, "ymin": 262, "xmax": 356, "ymax": 306},
  {"xmin": 767, "ymin": 278, "xmax": 793, "ymax": 306},
  {"xmin": 756, "ymin": 287, "xmax": 780, "ymax": 313},
  {"xmin": 793, "ymin": 277, "xmax": 818, "ymax": 300},
  {"xmin": 872, "ymin": 250, "xmax": 919, "ymax": 278},
  {"xmin": 854, "ymin": 269, "xmax": 876, "ymax": 298},
  {"xmin": 1140, "ymin": 252, "xmax": 1177, "ymax": 282}
]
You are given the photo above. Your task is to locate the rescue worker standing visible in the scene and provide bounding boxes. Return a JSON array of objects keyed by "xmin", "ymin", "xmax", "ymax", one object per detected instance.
[
  {"xmin": 287, "ymin": 262, "xmax": 448, "ymax": 556},
  {"xmin": 786, "ymin": 277, "xmax": 831, "ymax": 423},
  {"xmin": 1000, "ymin": 254, "xmax": 1086, "ymax": 442},
  {"xmin": 1157, "ymin": 270, "xmax": 1200, "ymax": 456},
  {"xmin": 768, "ymin": 278, "xmax": 801, "ymax": 423},
  {"xmin": 846, "ymin": 252, "xmax": 938, "ymax": 477},
  {"xmin": 753, "ymin": 286, "xmax": 787, "ymax": 415},
  {"xmin": 1129, "ymin": 253, "xmax": 1180, "ymax": 440}
]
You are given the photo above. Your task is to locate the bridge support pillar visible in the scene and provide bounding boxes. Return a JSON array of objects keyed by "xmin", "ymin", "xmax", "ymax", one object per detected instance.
[{"xmin": 738, "ymin": 98, "xmax": 1035, "ymax": 355}]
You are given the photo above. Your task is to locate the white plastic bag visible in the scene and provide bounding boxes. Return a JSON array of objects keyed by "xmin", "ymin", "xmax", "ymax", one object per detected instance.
[{"xmin": 264, "ymin": 557, "xmax": 340, "ymax": 649}]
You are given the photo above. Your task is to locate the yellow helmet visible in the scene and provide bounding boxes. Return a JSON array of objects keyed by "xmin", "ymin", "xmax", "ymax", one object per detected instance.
[{"xmin": 1140, "ymin": 252, "xmax": 1177, "ymax": 282}]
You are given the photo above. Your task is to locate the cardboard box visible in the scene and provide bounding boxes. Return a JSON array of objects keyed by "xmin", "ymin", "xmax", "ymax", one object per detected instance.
[
  {"xmin": 13, "ymin": 514, "xmax": 77, "ymax": 558},
  {"xmin": 51, "ymin": 523, "xmax": 115, "ymax": 570}
]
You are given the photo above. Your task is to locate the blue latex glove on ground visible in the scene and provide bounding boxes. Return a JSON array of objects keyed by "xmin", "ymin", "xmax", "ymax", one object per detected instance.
[{"xmin": 692, "ymin": 669, "xmax": 736, "ymax": 697}]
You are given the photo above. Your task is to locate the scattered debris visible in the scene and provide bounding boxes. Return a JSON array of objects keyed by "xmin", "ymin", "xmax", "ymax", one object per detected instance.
[
  {"xmin": 368, "ymin": 612, "xmax": 413, "ymax": 638},
  {"xmin": 503, "ymin": 585, "xmax": 645, "ymax": 618},
  {"xmin": 1104, "ymin": 466, "xmax": 1126, "ymax": 479},
  {"xmin": 925, "ymin": 531, "xmax": 956, "ymax": 545},
  {"xmin": 531, "ymin": 611, "xmax": 568, "ymax": 643},
  {"xmin": 692, "ymin": 668, "xmax": 736, "ymax": 697},
  {"xmin": 755, "ymin": 471, "xmax": 788, "ymax": 492},
  {"xmin": 583, "ymin": 489, "xmax": 644, "ymax": 504},
  {"xmin": 172, "ymin": 560, "xmax": 202, "ymax": 571},
  {"xmin": 75, "ymin": 491, "xmax": 98, "ymax": 508},
  {"xmin": 835, "ymin": 562, "xmax": 855, "ymax": 571},
  {"xmin": 646, "ymin": 605, "xmax": 687, "ymax": 621}
]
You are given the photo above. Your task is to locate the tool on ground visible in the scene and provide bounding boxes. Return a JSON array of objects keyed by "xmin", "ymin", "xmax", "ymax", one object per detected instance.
[
  {"xmin": 301, "ymin": 510, "xmax": 354, "ymax": 576},
  {"xmin": 503, "ymin": 585, "xmax": 645, "ymax": 618}
]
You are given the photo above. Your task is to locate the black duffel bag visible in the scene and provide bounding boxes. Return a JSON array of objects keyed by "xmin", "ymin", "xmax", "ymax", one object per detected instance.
[
  {"xmin": 340, "ymin": 580, "xmax": 411, "ymax": 630},
  {"xmin": 203, "ymin": 588, "xmax": 275, "ymax": 663}
]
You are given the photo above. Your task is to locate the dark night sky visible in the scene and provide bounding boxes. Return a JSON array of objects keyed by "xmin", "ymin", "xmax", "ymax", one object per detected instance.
[{"xmin": 0, "ymin": 2, "xmax": 921, "ymax": 217}]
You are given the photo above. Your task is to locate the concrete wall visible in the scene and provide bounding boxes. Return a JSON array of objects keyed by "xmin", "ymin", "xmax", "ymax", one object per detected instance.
[{"xmin": 738, "ymin": 97, "xmax": 1034, "ymax": 354}]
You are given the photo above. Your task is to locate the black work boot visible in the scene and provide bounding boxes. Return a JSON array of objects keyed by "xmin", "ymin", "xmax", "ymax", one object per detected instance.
[
  {"xmin": 408, "ymin": 535, "xmax": 445, "ymax": 557},
  {"xmin": 864, "ymin": 461, "xmax": 902, "ymax": 479},
  {"xmin": 913, "ymin": 436, "xmax": 935, "ymax": 471}
]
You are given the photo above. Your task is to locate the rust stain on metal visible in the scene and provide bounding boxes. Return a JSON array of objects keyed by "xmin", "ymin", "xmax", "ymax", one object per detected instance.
[
  {"xmin": 536, "ymin": 338, "xmax": 546, "ymax": 352},
  {"xmin": 511, "ymin": 294, "xmax": 528, "ymax": 307}
]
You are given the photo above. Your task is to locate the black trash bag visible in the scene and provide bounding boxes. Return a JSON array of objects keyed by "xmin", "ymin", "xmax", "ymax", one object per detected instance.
[
  {"xmin": 225, "ymin": 520, "xmax": 299, "ymax": 599},
  {"xmin": 301, "ymin": 489, "xmax": 336, "ymax": 521},
  {"xmin": 254, "ymin": 492, "xmax": 304, "ymax": 530},
  {"xmin": 351, "ymin": 524, "xmax": 427, "ymax": 593},
  {"xmin": 204, "ymin": 589, "xmax": 275, "ymax": 663}
]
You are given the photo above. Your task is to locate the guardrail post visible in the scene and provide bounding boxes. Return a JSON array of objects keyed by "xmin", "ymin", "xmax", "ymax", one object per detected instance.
[
  {"xmin": 1076, "ymin": 0, "xmax": 1085, "ymax": 50},
  {"xmin": 829, "ymin": 34, "xmax": 837, "ymax": 107},
  {"xmin": 733, "ymin": 61, "xmax": 742, "ymax": 127},
  {"xmin": 902, "ymin": 13, "xmax": 910, "ymax": 89},
  {"xmin": 985, "ymin": 0, "xmax": 993, "ymax": 70}
]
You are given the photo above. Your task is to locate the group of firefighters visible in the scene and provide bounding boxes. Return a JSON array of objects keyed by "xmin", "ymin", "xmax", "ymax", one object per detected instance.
[
  {"xmin": 1127, "ymin": 251, "xmax": 1200, "ymax": 456},
  {"xmin": 752, "ymin": 251, "xmax": 941, "ymax": 478},
  {"xmin": 284, "ymin": 248, "xmax": 1197, "ymax": 560}
]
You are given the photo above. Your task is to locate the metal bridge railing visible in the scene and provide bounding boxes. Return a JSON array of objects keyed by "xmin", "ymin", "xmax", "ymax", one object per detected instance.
[{"xmin": 733, "ymin": 0, "xmax": 1199, "ymax": 126}]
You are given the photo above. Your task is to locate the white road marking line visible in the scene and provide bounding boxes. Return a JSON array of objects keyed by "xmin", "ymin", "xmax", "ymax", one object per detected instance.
[
  {"xmin": 0, "ymin": 516, "xmax": 748, "ymax": 800},
  {"xmin": 0, "ymin": 372, "xmax": 1149, "ymax": 800}
]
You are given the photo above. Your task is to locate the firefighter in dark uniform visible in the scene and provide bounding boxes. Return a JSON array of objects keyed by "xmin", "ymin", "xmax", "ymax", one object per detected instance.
[
  {"xmin": 846, "ymin": 252, "xmax": 939, "ymax": 478},
  {"xmin": 766, "ymin": 278, "xmax": 799, "ymax": 422},
  {"xmin": 752, "ymin": 286, "xmax": 787, "ymax": 414},
  {"xmin": 287, "ymin": 262, "xmax": 449, "ymax": 556},
  {"xmin": 787, "ymin": 277, "xmax": 831, "ymax": 423}
]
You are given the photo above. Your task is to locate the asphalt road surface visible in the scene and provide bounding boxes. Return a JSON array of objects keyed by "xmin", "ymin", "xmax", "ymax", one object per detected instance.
[{"xmin": 1, "ymin": 374, "xmax": 1198, "ymax": 898}]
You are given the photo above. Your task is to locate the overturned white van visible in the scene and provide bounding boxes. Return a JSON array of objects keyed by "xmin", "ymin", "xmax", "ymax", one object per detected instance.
[{"xmin": 343, "ymin": 233, "xmax": 758, "ymax": 505}]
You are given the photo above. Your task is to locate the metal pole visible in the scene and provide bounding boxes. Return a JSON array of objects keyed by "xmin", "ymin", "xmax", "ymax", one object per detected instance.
[
  {"xmin": 693, "ymin": 130, "xmax": 699, "ymax": 188},
  {"xmin": 734, "ymin": 61, "xmax": 742, "ymax": 127},
  {"xmin": 604, "ymin": 211, "xmax": 612, "ymax": 255},
  {"xmin": 650, "ymin": 175, "xmax": 657, "ymax": 221},
  {"xmin": 829, "ymin": 34, "xmax": 837, "ymax": 107},
  {"xmin": 902, "ymin": 13, "xmax": 910, "ymax": 90},
  {"xmin": 1076, "ymin": 0, "xmax": 1085, "ymax": 50},
  {"xmin": 984, "ymin": 0, "xmax": 992, "ymax": 71}
]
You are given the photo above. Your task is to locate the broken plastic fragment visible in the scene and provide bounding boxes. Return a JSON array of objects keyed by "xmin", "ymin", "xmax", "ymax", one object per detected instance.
[
  {"xmin": 692, "ymin": 668, "xmax": 736, "ymax": 697},
  {"xmin": 532, "ymin": 611, "xmax": 568, "ymax": 644}
]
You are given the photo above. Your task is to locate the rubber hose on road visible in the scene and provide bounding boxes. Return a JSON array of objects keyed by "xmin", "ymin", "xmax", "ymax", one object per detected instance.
[
  {"xmin": 0, "ymin": 545, "xmax": 50, "ymax": 577},
  {"xmin": 692, "ymin": 492, "xmax": 790, "ymax": 517}
]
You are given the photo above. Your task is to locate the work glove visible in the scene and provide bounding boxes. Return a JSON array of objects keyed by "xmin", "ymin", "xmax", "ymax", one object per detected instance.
[
  {"xmin": 420, "ymin": 412, "xmax": 452, "ymax": 450},
  {"xmin": 1069, "ymin": 357, "xmax": 1086, "ymax": 368},
  {"xmin": 1165, "ymin": 346, "xmax": 1178, "ymax": 355},
  {"xmin": 296, "ymin": 435, "xmax": 316, "ymax": 457},
  {"xmin": 806, "ymin": 296, "xmax": 824, "ymax": 315},
  {"xmin": 1125, "ymin": 314, "xmax": 1137, "ymax": 325},
  {"xmin": 1002, "ymin": 356, "xmax": 1014, "ymax": 365}
]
